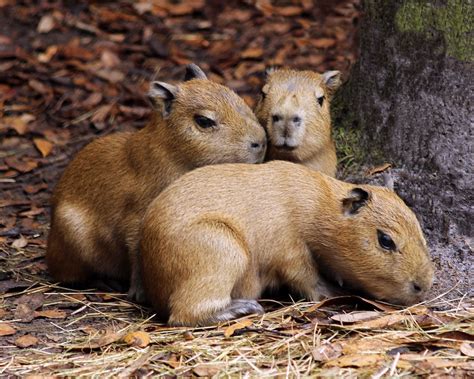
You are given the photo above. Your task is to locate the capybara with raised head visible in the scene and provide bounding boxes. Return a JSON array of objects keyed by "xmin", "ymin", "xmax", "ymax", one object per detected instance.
[
  {"xmin": 255, "ymin": 68, "xmax": 341, "ymax": 176},
  {"xmin": 46, "ymin": 64, "xmax": 267, "ymax": 301},
  {"xmin": 140, "ymin": 161, "xmax": 434, "ymax": 326}
]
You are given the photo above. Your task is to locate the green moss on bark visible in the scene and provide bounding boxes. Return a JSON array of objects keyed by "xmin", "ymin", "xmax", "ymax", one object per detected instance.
[{"xmin": 395, "ymin": 0, "xmax": 473, "ymax": 62}]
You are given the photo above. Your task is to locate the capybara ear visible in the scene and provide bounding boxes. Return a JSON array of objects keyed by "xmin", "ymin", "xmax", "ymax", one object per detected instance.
[
  {"xmin": 148, "ymin": 81, "xmax": 179, "ymax": 117},
  {"xmin": 342, "ymin": 187, "xmax": 370, "ymax": 215},
  {"xmin": 184, "ymin": 63, "xmax": 208, "ymax": 81},
  {"xmin": 322, "ymin": 70, "xmax": 342, "ymax": 94}
]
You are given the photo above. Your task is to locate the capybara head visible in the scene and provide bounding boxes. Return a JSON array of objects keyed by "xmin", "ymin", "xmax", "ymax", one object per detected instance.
[
  {"xmin": 148, "ymin": 64, "xmax": 267, "ymax": 166},
  {"xmin": 320, "ymin": 185, "xmax": 434, "ymax": 305},
  {"xmin": 255, "ymin": 68, "xmax": 341, "ymax": 159}
]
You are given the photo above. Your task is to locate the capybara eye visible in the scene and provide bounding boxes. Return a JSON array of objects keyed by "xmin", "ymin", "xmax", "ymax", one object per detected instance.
[
  {"xmin": 272, "ymin": 115, "xmax": 282, "ymax": 123},
  {"xmin": 317, "ymin": 96, "xmax": 325, "ymax": 107},
  {"xmin": 377, "ymin": 230, "xmax": 397, "ymax": 251},
  {"xmin": 194, "ymin": 115, "xmax": 216, "ymax": 128},
  {"xmin": 292, "ymin": 116, "xmax": 301, "ymax": 124}
]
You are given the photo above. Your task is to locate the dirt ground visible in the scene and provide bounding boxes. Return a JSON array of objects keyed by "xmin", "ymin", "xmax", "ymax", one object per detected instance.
[{"xmin": 0, "ymin": 0, "xmax": 472, "ymax": 376}]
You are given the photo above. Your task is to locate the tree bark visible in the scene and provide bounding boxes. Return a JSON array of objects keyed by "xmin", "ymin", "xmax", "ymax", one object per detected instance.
[{"xmin": 346, "ymin": 0, "xmax": 473, "ymax": 297}]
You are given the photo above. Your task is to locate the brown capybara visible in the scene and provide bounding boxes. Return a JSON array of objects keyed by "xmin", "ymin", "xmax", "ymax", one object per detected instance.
[
  {"xmin": 140, "ymin": 160, "xmax": 434, "ymax": 326},
  {"xmin": 255, "ymin": 68, "xmax": 341, "ymax": 176},
  {"xmin": 46, "ymin": 64, "xmax": 267, "ymax": 301}
]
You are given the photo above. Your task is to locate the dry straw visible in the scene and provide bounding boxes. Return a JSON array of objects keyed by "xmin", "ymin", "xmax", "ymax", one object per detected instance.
[{"xmin": 0, "ymin": 244, "xmax": 473, "ymax": 377}]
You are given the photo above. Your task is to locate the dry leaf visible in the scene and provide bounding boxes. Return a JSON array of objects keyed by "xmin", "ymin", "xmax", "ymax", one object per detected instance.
[
  {"xmin": 460, "ymin": 342, "xmax": 474, "ymax": 357},
  {"xmin": 325, "ymin": 353, "xmax": 386, "ymax": 368},
  {"xmin": 91, "ymin": 104, "xmax": 114, "ymax": 129},
  {"xmin": 70, "ymin": 329, "xmax": 122, "ymax": 350},
  {"xmin": 274, "ymin": 6, "xmax": 302, "ymax": 17},
  {"xmin": 0, "ymin": 323, "xmax": 16, "ymax": 336},
  {"xmin": 223, "ymin": 319, "xmax": 253, "ymax": 337},
  {"xmin": 33, "ymin": 138, "xmax": 53, "ymax": 157},
  {"xmin": 34, "ymin": 309, "xmax": 67, "ymax": 319},
  {"xmin": 342, "ymin": 337, "xmax": 398, "ymax": 355},
  {"xmin": 95, "ymin": 69, "xmax": 125, "ymax": 83},
  {"xmin": 38, "ymin": 45, "xmax": 58, "ymax": 63},
  {"xmin": 331, "ymin": 311, "xmax": 381, "ymax": 323},
  {"xmin": 23, "ymin": 183, "xmax": 49, "ymax": 194},
  {"xmin": 183, "ymin": 331, "xmax": 194, "ymax": 341},
  {"xmin": 438, "ymin": 331, "xmax": 474, "ymax": 341},
  {"xmin": 15, "ymin": 334, "xmax": 38, "ymax": 348},
  {"xmin": 309, "ymin": 296, "xmax": 398, "ymax": 313},
  {"xmin": 123, "ymin": 331, "xmax": 150, "ymax": 348},
  {"xmin": 354, "ymin": 314, "xmax": 409, "ymax": 329},
  {"xmin": 101, "ymin": 50, "xmax": 120, "ymax": 68},
  {"xmin": 365, "ymin": 163, "xmax": 393, "ymax": 176},
  {"xmin": 312, "ymin": 38, "xmax": 337, "ymax": 49},
  {"xmin": 4, "ymin": 157, "xmax": 38, "ymax": 173},
  {"xmin": 312, "ymin": 342, "xmax": 343, "ymax": 362},
  {"xmin": 2, "ymin": 114, "xmax": 34, "ymax": 135},
  {"xmin": 82, "ymin": 93, "xmax": 103, "ymax": 108},
  {"xmin": 37, "ymin": 14, "xmax": 55, "ymax": 33},
  {"xmin": 11, "ymin": 235, "xmax": 28, "ymax": 248},
  {"xmin": 241, "ymin": 47, "xmax": 264, "ymax": 59},
  {"xmin": 193, "ymin": 364, "xmax": 221, "ymax": 377}
]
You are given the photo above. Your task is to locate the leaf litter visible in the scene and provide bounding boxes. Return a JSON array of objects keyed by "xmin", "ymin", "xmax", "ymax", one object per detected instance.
[{"xmin": 0, "ymin": 0, "xmax": 472, "ymax": 376}]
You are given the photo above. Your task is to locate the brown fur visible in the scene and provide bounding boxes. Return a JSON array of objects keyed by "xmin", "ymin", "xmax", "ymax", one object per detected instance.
[
  {"xmin": 140, "ymin": 161, "xmax": 434, "ymax": 326},
  {"xmin": 46, "ymin": 65, "xmax": 267, "ymax": 301},
  {"xmin": 255, "ymin": 68, "xmax": 341, "ymax": 176}
]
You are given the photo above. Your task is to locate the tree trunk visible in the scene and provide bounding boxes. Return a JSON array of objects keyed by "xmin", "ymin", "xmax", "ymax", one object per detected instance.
[{"xmin": 347, "ymin": 0, "xmax": 473, "ymax": 298}]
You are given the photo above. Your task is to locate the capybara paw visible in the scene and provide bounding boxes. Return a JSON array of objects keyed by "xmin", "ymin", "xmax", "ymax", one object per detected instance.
[
  {"xmin": 212, "ymin": 299, "xmax": 264, "ymax": 323},
  {"xmin": 127, "ymin": 282, "xmax": 147, "ymax": 303}
]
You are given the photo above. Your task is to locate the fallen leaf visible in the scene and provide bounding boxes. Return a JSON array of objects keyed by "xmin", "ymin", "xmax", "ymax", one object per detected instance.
[
  {"xmin": 29, "ymin": 79, "xmax": 51, "ymax": 95},
  {"xmin": 4, "ymin": 157, "xmax": 38, "ymax": 173},
  {"xmin": 312, "ymin": 342, "xmax": 343, "ymax": 362},
  {"xmin": 33, "ymin": 138, "xmax": 54, "ymax": 158},
  {"xmin": 325, "ymin": 353, "xmax": 386, "ymax": 368},
  {"xmin": 37, "ymin": 14, "xmax": 55, "ymax": 33},
  {"xmin": 11, "ymin": 235, "xmax": 28, "ymax": 248},
  {"xmin": 365, "ymin": 163, "xmax": 393, "ymax": 176},
  {"xmin": 309, "ymin": 296, "xmax": 399, "ymax": 313},
  {"xmin": 101, "ymin": 50, "xmax": 120, "ymax": 68},
  {"xmin": 69, "ymin": 329, "xmax": 122, "ymax": 350},
  {"xmin": 274, "ymin": 6, "xmax": 302, "ymax": 17},
  {"xmin": 14, "ymin": 304, "xmax": 35, "ymax": 322},
  {"xmin": 23, "ymin": 183, "xmax": 49, "ymax": 194},
  {"xmin": 241, "ymin": 47, "xmax": 264, "ymax": 59},
  {"xmin": 166, "ymin": 353, "xmax": 180, "ymax": 369},
  {"xmin": 331, "ymin": 311, "xmax": 381, "ymax": 323},
  {"xmin": 193, "ymin": 364, "xmax": 221, "ymax": 377},
  {"xmin": 20, "ymin": 206, "xmax": 45, "ymax": 219},
  {"xmin": 354, "ymin": 314, "xmax": 409, "ymax": 329},
  {"xmin": 0, "ymin": 323, "xmax": 16, "ymax": 336},
  {"xmin": 183, "ymin": 331, "xmax": 194, "ymax": 341},
  {"xmin": 223, "ymin": 319, "xmax": 253, "ymax": 337},
  {"xmin": 95, "ymin": 69, "xmax": 125, "ymax": 83},
  {"xmin": 460, "ymin": 342, "xmax": 474, "ymax": 357},
  {"xmin": 34, "ymin": 309, "xmax": 67, "ymax": 319},
  {"xmin": 38, "ymin": 45, "xmax": 58, "ymax": 63},
  {"xmin": 342, "ymin": 337, "xmax": 399, "ymax": 355},
  {"xmin": 1, "ymin": 115, "xmax": 34, "ymax": 135},
  {"xmin": 91, "ymin": 104, "xmax": 114, "ymax": 130},
  {"xmin": 123, "ymin": 331, "xmax": 150, "ymax": 348},
  {"xmin": 82, "ymin": 92, "xmax": 103, "ymax": 108},
  {"xmin": 15, "ymin": 334, "xmax": 38, "ymax": 348},
  {"xmin": 312, "ymin": 38, "xmax": 337, "ymax": 49},
  {"xmin": 438, "ymin": 331, "xmax": 474, "ymax": 341}
]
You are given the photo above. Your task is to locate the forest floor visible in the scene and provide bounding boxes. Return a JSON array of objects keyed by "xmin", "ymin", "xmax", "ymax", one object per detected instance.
[{"xmin": 0, "ymin": 0, "xmax": 472, "ymax": 377}]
